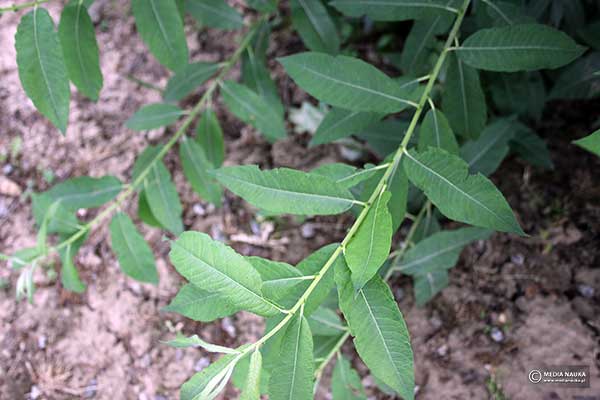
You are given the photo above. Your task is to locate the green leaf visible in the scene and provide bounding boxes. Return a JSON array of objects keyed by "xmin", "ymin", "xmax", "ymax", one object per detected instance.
[
  {"xmin": 312, "ymin": 163, "xmax": 382, "ymax": 189},
  {"xmin": 335, "ymin": 262, "xmax": 414, "ymax": 400},
  {"xmin": 241, "ymin": 48, "xmax": 285, "ymax": 117},
  {"xmin": 164, "ymin": 283, "xmax": 240, "ymax": 321},
  {"xmin": 163, "ymin": 62, "xmax": 219, "ymax": 102},
  {"xmin": 240, "ymin": 350, "xmax": 263, "ymax": 400},
  {"xmin": 442, "ymin": 54, "xmax": 487, "ymax": 139},
  {"xmin": 510, "ymin": 124, "xmax": 553, "ymax": 169},
  {"xmin": 142, "ymin": 160, "xmax": 184, "ymax": 235},
  {"xmin": 357, "ymin": 119, "xmax": 410, "ymax": 157},
  {"xmin": 220, "ymin": 81, "xmax": 287, "ymax": 142},
  {"xmin": 58, "ymin": 232, "xmax": 87, "ymax": 293},
  {"xmin": 290, "ymin": 0, "xmax": 340, "ymax": 54},
  {"xmin": 164, "ymin": 333, "xmax": 239, "ymax": 354},
  {"xmin": 418, "ymin": 109, "xmax": 459, "ymax": 155},
  {"xmin": 549, "ymin": 52, "xmax": 600, "ymax": 100},
  {"xmin": 456, "ymin": 24, "xmax": 586, "ymax": 72},
  {"xmin": 395, "ymin": 227, "xmax": 492, "ymax": 275},
  {"xmin": 10, "ymin": 247, "xmax": 40, "ymax": 271},
  {"xmin": 31, "ymin": 193, "xmax": 81, "ymax": 234},
  {"xmin": 137, "ymin": 190, "xmax": 162, "ymax": 227},
  {"xmin": 232, "ymin": 349, "xmax": 270, "ymax": 395},
  {"xmin": 279, "ymin": 52, "xmax": 417, "ymax": 113},
  {"xmin": 40, "ymin": 175, "xmax": 121, "ymax": 211},
  {"xmin": 403, "ymin": 148, "xmax": 524, "ymax": 235},
  {"xmin": 459, "ymin": 118, "xmax": 516, "ymax": 176},
  {"xmin": 109, "ymin": 212, "xmax": 158, "ymax": 284},
  {"xmin": 180, "ymin": 137, "xmax": 223, "ymax": 205},
  {"xmin": 247, "ymin": 0, "xmax": 278, "ymax": 13},
  {"xmin": 310, "ymin": 108, "xmax": 381, "ymax": 146},
  {"xmin": 169, "ymin": 231, "xmax": 280, "ymax": 317},
  {"xmin": 330, "ymin": 0, "xmax": 457, "ymax": 21},
  {"xmin": 481, "ymin": 0, "xmax": 534, "ymax": 26},
  {"xmin": 15, "ymin": 8, "xmax": 70, "ymax": 133},
  {"xmin": 308, "ymin": 306, "xmax": 346, "ymax": 336},
  {"xmin": 247, "ymin": 256, "xmax": 304, "ymax": 305},
  {"xmin": 58, "ymin": 2, "xmax": 103, "ymax": 101},
  {"xmin": 268, "ymin": 313, "xmax": 314, "ymax": 400},
  {"xmin": 131, "ymin": 0, "xmax": 188, "ymax": 70},
  {"xmin": 400, "ymin": 17, "xmax": 446, "ymax": 76},
  {"xmin": 125, "ymin": 103, "xmax": 185, "ymax": 131},
  {"xmin": 213, "ymin": 165, "xmax": 356, "ymax": 215},
  {"xmin": 181, "ymin": 352, "xmax": 240, "ymax": 400},
  {"xmin": 573, "ymin": 130, "xmax": 600, "ymax": 157},
  {"xmin": 196, "ymin": 108, "xmax": 225, "ymax": 168},
  {"xmin": 388, "ymin": 162, "xmax": 409, "ymax": 233},
  {"xmin": 488, "ymin": 72, "xmax": 546, "ymax": 120},
  {"xmin": 332, "ymin": 355, "xmax": 366, "ymax": 400},
  {"xmin": 413, "ymin": 269, "xmax": 448, "ymax": 306},
  {"xmin": 313, "ymin": 334, "xmax": 343, "ymax": 362},
  {"xmin": 185, "ymin": 0, "xmax": 243, "ymax": 30},
  {"xmin": 345, "ymin": 191, "xmax": 392, "ymax": 290}
]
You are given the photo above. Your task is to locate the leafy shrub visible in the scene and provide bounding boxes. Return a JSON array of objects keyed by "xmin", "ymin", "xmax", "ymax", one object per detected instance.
[{"xmin": 2, "ymin": 0, "xmax": 599, "ymax": 398}]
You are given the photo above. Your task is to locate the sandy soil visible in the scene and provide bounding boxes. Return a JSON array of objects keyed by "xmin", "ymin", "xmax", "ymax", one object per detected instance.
[{"xmin": 1, "ymin": 1, "xmax": 599, "ymax": 399}]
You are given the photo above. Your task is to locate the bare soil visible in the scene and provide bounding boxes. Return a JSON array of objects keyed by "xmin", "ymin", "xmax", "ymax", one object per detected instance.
[{"xmin": 1, "ymin": 1, "xmax": 599, "ymax": 399}]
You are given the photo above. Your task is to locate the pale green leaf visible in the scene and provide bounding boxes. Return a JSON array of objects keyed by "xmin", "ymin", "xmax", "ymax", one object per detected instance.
[
  {"xmin": 442, "ymin": 54, "xmax": 487, "ymax": 139},
  {"xmin": 38, "ymin": 175, "xmax": 121, "ymax": 212},
  {"xmin": 403, "ymin": 148, "xmax": 524, "ymax": 234},
  {"xmin": 186, "ymin": 0, "xmax": 243, "ymax": 30},
  {"xmin": 164, "ymin": 333, "xmax": 239, "ymax": 354},
  {"xmin": 246, "ymin": 256, "xmax": 304, "ymax": 304},
  {"xmin": 220, "ymin": 80, "xmax": 286, "ymax": 142},
  {"xmin": 456, "ymin": 24, "xmax": 586, "ymax": 72},
  {"xmin": 15, "ymin": 8, "xmax": 70, "ymax": 133},
  {"xmin": 164, "ymin": 283, "xmax": 240, "ymax": 321},
  {"xmin": 169, "ymin": 231, "xmax": 280, "ymax": 316},
  {"xmin": 240, "ymin": 350, "xmax": 263, "ymax": 400},
  {"xmin": 232, "ymin": 350, "xmax": 270, "ymax": 395},
  {"xmin": 268, "ymin": 313, "xmax": 314, "ymax": 400},
  {"xmin": 330, "ymin": 0, "xmax": 457, "ymax": 21},
  {"xmin": 126, "ymin": 103, "xmax": 185, "ymax": 131},
  {"xmin": 279, "ymin": 52, "xmax": 417, "ymax": 113},
  {"xmin": 460, "ymin": 118, "xmax": 516, "ymax": 176},
  {"xmin": 58, "ymin": 232, "xmax": 87, "ymax": 293},
  {"xmin": 163, "ymin": 62, "xmax": 219, "ymax": 102},
  {"xmin": 573, "ymin": 129, "xmax": 600, "ymax": 157},
  {"xmin": 9, "ymin": 247, "xmax": 40, "ymax": 271},
  {"xmin": 109, "ymin": 212, "xmax": 158, "ymax": 284},
  {"xmin": 310, "ymin": 108, "xmax": 381, "ymax": 146},
  {"xmin": 313, "ymin": 334, "xmax": 343, "ymax": 362},
  {"xmin": 142, "ymin": 160, "xmax": 183, "ymax": 235},
  {"xmin": 332, "ymin": 355, "xmax": 366, "ymax": 400},
  {"xmin": 213, "ymin": 165, "xmax": 356, "ymax": 215},
  {"xmin": 58, "ymin": 2, "xmax": 103, "ymax": 101},
  {"xmin": 395, "ymin": 227, "xmax": 492, "ymax": 275},
  {"xmin": 549, "ymin": 52, "xmax": 600, "ymax": 100},
  {"xmin": 132, "ymin": 0, "xmax": 188, "ymax": 70},
  {"xmin": 418, "ymin": 109, "xmax": 459, "ymax": 154},
  {"xmin": 180, "ymin": 136, "xmax": 223, "ymax": 205},
  {"xmin": 291, "ymin": 0, "xmax": 340, "ymax": 54},
  {"xmin": 196, "ymin": 108, "xmax": 225, "ymax": 168},
  {"xmin": 31, "ymin": 193, "xmax": 81, "ymax": 234},
  {"xmin": 413, "ymin": 270, "xmax": 448, "ymax": 306},
  {"xmin": 181, "ymin": 353, "xmax": 240, "ymax": 400},
  {"xmin": 335, "ymin": 262, "xmax": 414, "ymax": 400},
  {"xmin": 308, "ymin": 306, "xmax": 346, "ymax": 336},
  {"xmin": 312, "ymin": 163, "xmax": 382, "ymax": 189},
  {"xmin": 345, "ymin": 191, "xmax": 392, "ymax": 290}
]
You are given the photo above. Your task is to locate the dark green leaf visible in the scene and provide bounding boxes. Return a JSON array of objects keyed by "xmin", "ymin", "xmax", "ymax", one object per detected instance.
[
  {"xmin": 311, "ymin": 108, "xmax": 381, "ymax": 146},
  {"xmin": 413, "ymin": 269, "xmax": 448, "ymax": 306},
  {"xmin": 126, "ymin": 103, "xmax": 185, "ymax": 131},
  {"xmin": 418, "ymin": 109, "xmax": 459, "ymax": 154},
  {"xmin": 163, "ymin": 62, "xmax": 219, "ymax": 102},
  {"xmin": 180, "ymin": 137, "xmax": 223, "ymax": 205},
  {"xmin": 332, "ymin": 355, "xmax": 366, "ymax": 400},
  {"xmin": 137, "ymin": 190, "xmax": 162, "ymax": 227},
  {"xmin": 186, "ymin": 0, "xmax": 243, "ymax": 30},
  {"xmin": 330, "ymin": 0, "xmax": 457, "ymax": 21},
  {"xmin": 357, "ymin": 119, "xmax": 410, "ymax": 157},
  {"xmin": 460, "ymin": 118, "xmax": 516, "ymax": 176},
  {"xmin": 142, "ymin": 160, "xmax": 183, "ymax": 235},
  {"xmin": 290, "ymin": 0, "xmax": 340, "ymax": 54},
  {"xmin": 241, "ymin": 48, "xmax": 284, "ymax": 117},
  {"xmin": 549, "ymin": 52, "xmax": 600, "ymax": 100},
  {"xmin": 196, "ymin": 108, "xmax": 225, "ymax": 167},
  {"xmin": 510, "ymin": 123, "xmax": 553, "ymax": 169}
]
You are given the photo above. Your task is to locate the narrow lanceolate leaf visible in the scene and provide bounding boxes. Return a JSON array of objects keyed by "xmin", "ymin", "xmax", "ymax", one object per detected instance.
[
  {"xmin": 181, "ymin": 353, "xmax": 240, "ymax": 400},
  {"xmin": 247, "ymin": 257, "xmax": 304, "ymax": 305},
  {"xmin": 396, "ymin": 227, "xmax": 492, "ymax": 275},
  {"xmin": 456, "ymin": 24, "xmax": 586, "ymax": 72},
  {"xmin": 290, "ymin": 0, "xmax": 340, "ymax": 54},
  {"xmin": 549, "ymin": 52, "xmax": 600, "ymax": 100},
  {"xmin": 413, "ymin": 269, "xmax": 448, "ymax": 306},
  {"xmin": 163, "ymin": 62, "xmax": 219, "ymax": 102},
  {"xmin": 31, "ymin": 194, "xmax": 80, "ymax": 234},
  {"xmin": 40, "ymin": 175, "xmax": 121, "ymax": 211},
  {"xmin": 109, "ymin": 212, "xmax": 158, "ymax": 284},
  {"xmin": 573, "ymin": 130, "xmax": 600, "ymax": 157},
  {"xmin": 332, "ymin": 355, "xmax": 366, "ymax": 400},
  {"xmin": 442, "ymin": 54, "xmax": 486, "ymax": 139},
  {"xmin": 169, "ymin": 231, "xmax": 280, "ymax": 317},
  {"xmin": 143, "ymin": 161, "xmax": 184, "ymax": 235},
  {"xmin": 460, "ymin": 118, "xmax": 516, "ymax": 176},
  {"xmin": 164, "ymin": 283, "xmax": 240, "ymax": 321},
  {"xmin": 312, "ymin": 163, "xmax": 382, "ymax": 189},
  {"xmin": 58, "ymin": 232, "xmax": 87, "ymax": 293},
  {"xmin": 268, "ymin": 314, "xmax": 314, "ymax": 400},
  {"xmin": 418, "ymin": 109, "xmax": 459, "ymax": 154},
  {"xmin": 345, "ymin": 191, "xmax": 392, "ymax": 290},
  {"xmin": 58, "ymin": 2, "xmax": 103, "ymax": 101},
  {"xmin": 400, "ymin": 17, "xmax": 445, "ymax": 76},
  {"xmin": 138, "ymin": 190, "xmax": 162, "ymax": 227},
  {"xmin": 279, "ymin": 52, "xmax": 417, "ymax": 113},
  {"xmin": 126, "ymin": 103, "xmax": 185, "ymax": 131},
  {"xmin": 335, "ymin": 263, "xmax": 414, "ymax": 400},
  {"xmin": 510, "ymin": 123, "xmax": 553, "ymax": 169},
  {"xmin": 213, "ymin": 165, "xmax": 355, "ymax": 215},
  {"xmin": 403, "ymin": 148, "xmax": 524, "ymax": 235},
  {"xmin": 308, "ymin": 306, "xmax": 346, "ymax": 336},
  {"xmin": 131, "ymin": 0, "xmax": 188, "ymax": 70},
  {"xmin": 186, "ymin": 0, "xmax": 243, "ymax": 31},
  {"xmin": 241, "ymin": 48, "xmax": 284, "ymax": 117},
  {"xmin": 388, "ymin": 162, "xmax": 409, "ymax": 233},
  {"xmin": 220, "ymin": 81, "xmax": 286, "ymax": 142},
  {"xmin": 164, "ymin": 334, "xmax": 239, "ymax": 354},
  {"xmin": 358, "ymin": 119, "xmax": 410, "ymax": 157},
  {"xmin": 310, "ymin": 108, "xmax": 381, "ymax": 146},
  {"xmin": 240, "ymin": 350, "xmax": 263, "ymax": 400},
  {"xmin": 196, "ymin": 108, "xmax": 225, "ymax": 167},
  {"xmin": 330, "ymin": 0, "xmax": 457, "ymax": 21},
  {"xmin": 15, "ymin": 8, "xmax": 70, "ymax": 133},
  {"xmin": 247, "ymin": 0, "xmax": 277, "ymax": 13},
  {"xmin": 180, "ymin": 137, "xmax": 223, "ymax": 205}
]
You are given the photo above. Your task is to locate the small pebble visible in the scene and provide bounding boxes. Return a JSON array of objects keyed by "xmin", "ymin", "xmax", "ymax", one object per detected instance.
[
  {"xmin": 490, "ymin": 327, "xmax": 504, "ymax": 342},
  {"xmin": 436, "ymin": 344, "xmax": 448, "ymax": 357},
  {"xmin": 577, "ymin": 284, "xmax": 595, "ymax": 299},
  {"xmin": 29, "ymin": 385, "xmax": 41, "ymax": 400},
  {"xmin": 301, "ymin": 223, "xmax": 315, "ymax": 239},
  {"xmin": 84, "ymin": 379, "xmax": 97, "ymax": 398},
  {"xmin": 511, "ymin": 254, "xmax": 525, "ymax": 266},
  {"xmin": 37, "ymin": 335, "xmax": 46, "ymax": 350},
  {"xmin": 194, "ymin": 357, "xmax": 210, "ymax": 372},
  {"xmin": 138, "ymin": 394, "xmax": 149, "ymax": 400},
  {"xmin": 221, "ymin": 317, "xmax": 236, "ymax": 337},
  {"xmin": 429, "ymin": 316, "xmax": 442, "ymax": 330},
  {"xmin": 140, "ymin": 353, "xmax": 151, "ymax": 368},
  {"xmin": 2, "ymin": 164, "xmax": 13, "ymax": 175},
  {"xmin": 192, "ymin": 203, "xmax": 205, "ymax": 216},
  {"xmin": 394, "ymin": 287, "xmax": 404, "ymax": 301},
  {"xmin": 250, "ymin": 221, "xmax": 261, "ymax": 236}
]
